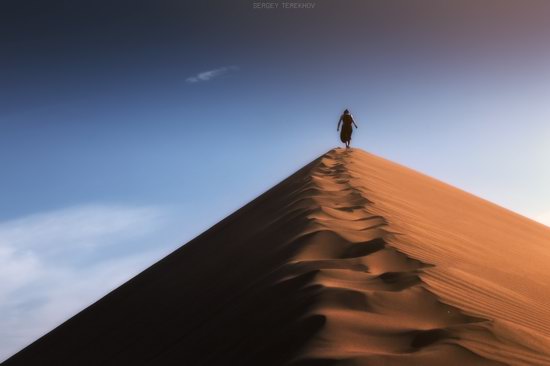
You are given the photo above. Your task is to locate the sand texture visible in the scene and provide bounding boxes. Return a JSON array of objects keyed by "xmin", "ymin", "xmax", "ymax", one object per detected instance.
[{"xmin": 4, "ymin": 148, "xmax": 550, "ymax": 365}]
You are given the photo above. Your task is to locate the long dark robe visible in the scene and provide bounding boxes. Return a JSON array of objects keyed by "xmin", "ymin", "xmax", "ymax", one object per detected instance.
[{"xmin": 340, "ymin": 114, "xmax": 353, "ymax": 143}]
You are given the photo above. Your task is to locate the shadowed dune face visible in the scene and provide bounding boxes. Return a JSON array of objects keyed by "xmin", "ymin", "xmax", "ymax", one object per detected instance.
[{"xmin": 4, "ymin": 148, "xmax": 550, "ymax": 365}]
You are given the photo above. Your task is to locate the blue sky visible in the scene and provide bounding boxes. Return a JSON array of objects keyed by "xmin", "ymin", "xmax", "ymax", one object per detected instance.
[{"xmin": 1, "ymin": 0, "xmax": 550, "ymax": 360}]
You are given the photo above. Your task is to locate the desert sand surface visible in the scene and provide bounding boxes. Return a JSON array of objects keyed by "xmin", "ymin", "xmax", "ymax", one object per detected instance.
[{"xmin": 4, "ymin": 148, "xmax": 550, "ymax": 365}]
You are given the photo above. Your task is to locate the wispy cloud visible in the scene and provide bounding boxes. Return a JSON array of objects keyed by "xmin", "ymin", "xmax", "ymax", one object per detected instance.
[
  {"xmin": 0, "ymin": 205, "xmax": 163, "ymax": 257},
  {"xmin": 186, "ymin": 65, "xmax": 239, "ymax": 83},
  {"xmin": 0, "ymin": 204, "xmax": 177, "ymax": 361}
]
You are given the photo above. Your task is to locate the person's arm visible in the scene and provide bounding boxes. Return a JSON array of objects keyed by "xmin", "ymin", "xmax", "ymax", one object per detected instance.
[
  {"xmin": 337, "ymin": 116, "xmax": 342, "ymax": 131},
  {"xmin": 351, "ymin": 115, "xmax": 358, "ymax": 128}
]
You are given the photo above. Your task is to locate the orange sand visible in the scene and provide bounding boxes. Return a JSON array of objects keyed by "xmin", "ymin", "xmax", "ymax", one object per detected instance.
[{"xmin": 4, "ymin": 148, "xmax": 550, "ymax": 365}]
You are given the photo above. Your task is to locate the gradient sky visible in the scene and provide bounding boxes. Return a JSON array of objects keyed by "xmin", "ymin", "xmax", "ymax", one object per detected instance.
[{"xmin": 2, "ymin": 0, "xmax": 550, "ymax": 360}]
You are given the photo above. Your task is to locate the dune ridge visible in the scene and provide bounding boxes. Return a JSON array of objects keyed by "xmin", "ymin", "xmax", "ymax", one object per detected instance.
[{"xmin": 4, "ymin": 148, "xmax": 550, "ymax": 365}]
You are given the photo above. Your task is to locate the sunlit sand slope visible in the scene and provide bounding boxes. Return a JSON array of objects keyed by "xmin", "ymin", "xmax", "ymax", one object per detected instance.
[{"xmin": 4, "ymin": 148, "xmax": 550, "ymax": 366}]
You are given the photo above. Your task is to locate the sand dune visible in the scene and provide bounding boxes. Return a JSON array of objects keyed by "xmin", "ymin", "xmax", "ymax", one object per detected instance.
[{"xmin": 4, "ymin": 148, "xmax": 550, "ymax": 365}]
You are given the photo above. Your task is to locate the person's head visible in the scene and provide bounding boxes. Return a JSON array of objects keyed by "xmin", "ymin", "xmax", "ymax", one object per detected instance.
[{"xmin": 344, "ymin": 109, "xmax": 350, "ymax": 114}]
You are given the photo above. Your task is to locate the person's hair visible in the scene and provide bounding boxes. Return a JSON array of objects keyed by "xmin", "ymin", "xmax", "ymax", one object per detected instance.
[{"xmin": 344, "ymin": 109, "xmax": 350, "ymax": 114}]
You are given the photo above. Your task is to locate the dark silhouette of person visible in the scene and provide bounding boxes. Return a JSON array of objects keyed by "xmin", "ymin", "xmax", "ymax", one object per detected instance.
[{"xmin": 337, "ymin": 109, "xmax": 358, "ymax": 148}]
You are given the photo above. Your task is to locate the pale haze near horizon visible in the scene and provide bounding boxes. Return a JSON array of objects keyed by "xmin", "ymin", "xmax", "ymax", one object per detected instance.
[{"xmin": 1, "ymin": 0, "xmax": 550, "ymax": 361}]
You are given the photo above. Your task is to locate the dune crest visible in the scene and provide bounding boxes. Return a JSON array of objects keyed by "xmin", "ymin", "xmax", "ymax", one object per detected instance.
[{"xmin": 4, "ymin": 148, "xmax": 550, "ymax": 365}]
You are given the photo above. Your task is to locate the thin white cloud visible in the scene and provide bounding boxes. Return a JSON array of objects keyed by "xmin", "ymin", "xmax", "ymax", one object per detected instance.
[
  {"xmin": 186, "ymin": 65, "xmax": 239, "ymax": 83},
  {"xmin": 0, "ymin": 204, "xmax": 163, "ymax": 256},
  {"xmin": 0, "ymin": 246, "xmax": 40, "ymax": 303},
  {"xmin": 0, "ymin": 204, "xmax": 177, "ymax": 362}
]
